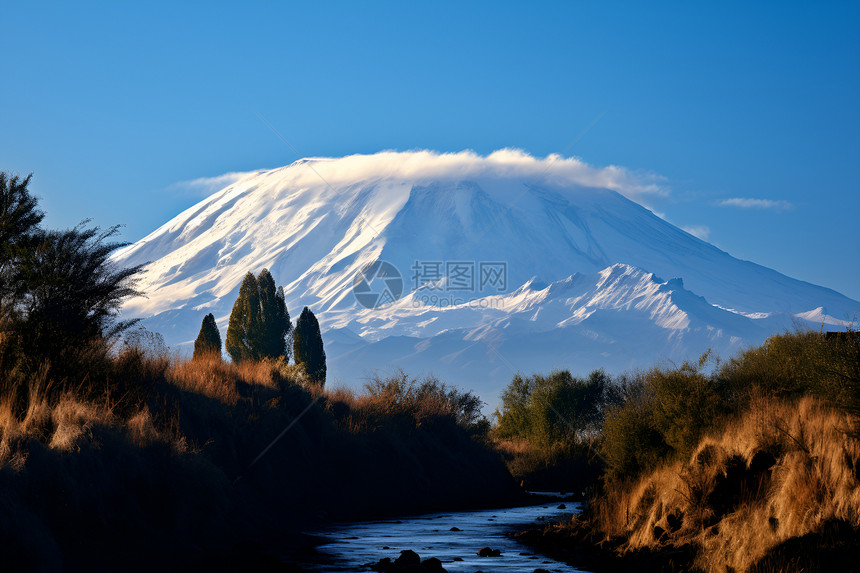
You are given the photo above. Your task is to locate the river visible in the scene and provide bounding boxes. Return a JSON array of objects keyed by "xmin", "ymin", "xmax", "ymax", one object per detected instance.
[{"xmin": 305, "ymin": 494, "xmax": 589, "ymax": 572}]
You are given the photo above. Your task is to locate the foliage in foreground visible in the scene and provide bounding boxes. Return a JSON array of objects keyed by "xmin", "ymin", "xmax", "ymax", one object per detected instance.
[
  {"xmin": 362, "ymin": 370, "xmax": 487, "ymax": 434},
  {"xmin": 0, "ymin": 171, "xmax": 143, "ymax": 414},
  {"xmin": 494, "ymin": 369, "xmax": 614, "ymax": 448},
  {"xmin": 0, "ymin": 352, "xmax": 512, "ymax": 570},
  {"xmin": 586, "ymin": 396, "xmax": 860, "ymax": 572},
  {"xmin": 496, "ymin": 329, "xmax": 859, "ymax": 489},
  {"xmin": 509, "ymin": 329, "xmax": 860, "ymax": 571},
  {"xmin": 600, "ymin": 330, "xmax": 859, "ymax": 482},
  {"xmin": 491, "ymin": 369, "xmax": 614, "ymax": 490}
]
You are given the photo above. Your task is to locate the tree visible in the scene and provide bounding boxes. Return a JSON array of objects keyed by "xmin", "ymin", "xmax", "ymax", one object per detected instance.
[
  {"xmin": 494, "ymin": 373, "xmax": 534, "ymax": 439},
  {"xmin": 494, "ymin": 369, "xmax": 613, "ymax": 448},
  {"xmin": 225, "ymin": 272, "xmax": 261, "ymax": 362},
  {"xmin": 0, "ymin": 172, "xmax": 144, "ymax": 408},
  {"xmin": 193, "ymin": 313, "xmax": 222, "ymax": 359},
  {"xmin": 0, "ymin": 172, "xmax": 42, "ymax": 251},
  {"xmin": 122, "ymin": 326, "xmax": 169, "ymax": 357},
  {"xmin": 293, "ymin": 306, "xmax": 326, "ymax": 385},
  {"xmin": 2, "ymin": 219, "xmax": 143, "ymax": 378},
  {"xmin": 1, "ymin": 172, "xmax": 44, "ymax": 319},
  {"xmin": 225, "ymin": 269, "xmax": 291, "ymax": 363},
  {"xmin": 257, "ymin": 269, "xmax": 290, "ymax": 360},
  {"xmin": 16, "ymin": 226, "xmax": 142, "ymax": 339}
]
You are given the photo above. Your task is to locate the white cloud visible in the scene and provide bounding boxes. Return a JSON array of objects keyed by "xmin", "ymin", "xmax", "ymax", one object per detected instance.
[
  {"xmin": 681, "ymin": 225, "xmax": 710, "ymax": 240},
  {"xmin": 262, "ymin": 148, "xmax": 668, "ymax": 203},
  {"xmin": 168, "ymin": 171, "xmax": 261, "ymax": 196},
  {"xmin": 718, "ymin": 197, "xmax": 793, "ymax": 210}
]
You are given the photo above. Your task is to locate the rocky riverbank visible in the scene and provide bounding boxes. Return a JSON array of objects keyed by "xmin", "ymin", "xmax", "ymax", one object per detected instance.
[{"xmin": 304, "ymin": 497, "xmax": 584, "ymax": 572}]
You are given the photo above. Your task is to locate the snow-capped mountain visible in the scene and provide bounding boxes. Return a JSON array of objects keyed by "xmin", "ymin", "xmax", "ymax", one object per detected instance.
[{"xmin": 113, "ymin": 150, "xmax": 859, "ymax": 406}]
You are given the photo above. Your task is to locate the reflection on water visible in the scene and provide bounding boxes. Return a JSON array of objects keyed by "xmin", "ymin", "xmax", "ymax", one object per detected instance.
[{"xmin": 306, "ymin": 497, "xmax": 588, "ymax": 572}]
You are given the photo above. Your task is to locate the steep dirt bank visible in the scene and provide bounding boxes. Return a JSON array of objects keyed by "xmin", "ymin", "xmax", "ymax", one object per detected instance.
[{"xmin": 515, "ymin": 397, "xmax": 860, "ymax": 572}]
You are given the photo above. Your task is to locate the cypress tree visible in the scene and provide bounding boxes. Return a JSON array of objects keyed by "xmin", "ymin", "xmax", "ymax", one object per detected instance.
[
  {"xmin": 293, "ymin": 306, "xmax": 326, "ymax": 385},
  {"xmin": 257, "ymin": 268, "xmax": 289, "ymax": 359},
  {"xmin": 193, "ymin": 313, "xmax": 222, "ymax": 359},
  {"xmin": 225, "ymin": 269, "xmax": 292, "ymax": 363},
  {"xmin": 225, "ymin": 272, "xmax": 261, "ymax": 362}
]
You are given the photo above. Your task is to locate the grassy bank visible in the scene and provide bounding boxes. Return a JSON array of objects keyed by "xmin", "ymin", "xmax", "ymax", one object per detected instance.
[
  {"xmin": 0, "ymin": 352, "xmax": 518, "ymax": 571},
  {"xmin": 510, "ymin": 329, "xmax": 860, "ymax": 571}
]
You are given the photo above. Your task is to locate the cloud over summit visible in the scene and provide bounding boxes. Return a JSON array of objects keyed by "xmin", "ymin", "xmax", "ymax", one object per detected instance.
[
  {"xmin": 188, "ymin": 149, "xmax": 667, "ymax": 203},
  {"xmin": 298, "ymin": 149, "xmax": 666, "ymax": 201}
]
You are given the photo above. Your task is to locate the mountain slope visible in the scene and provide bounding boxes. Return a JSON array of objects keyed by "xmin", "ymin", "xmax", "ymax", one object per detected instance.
[{"xmin": 113, "ymin": 150, "xmax": 859, "ymax": 405}]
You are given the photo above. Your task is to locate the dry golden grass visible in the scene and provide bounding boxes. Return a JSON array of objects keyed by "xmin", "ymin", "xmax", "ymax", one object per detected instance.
[
  {"xmin": 0, "ymin": 353, "xmax": 293, "ymax": 473},
  {"xmin": 0, "ymin": 390, "xmax": 184, "ymax": 471},
  {"xmin": 0, "ymin": 347, "xmax": 514, "ymax": 570},
  {"xmin": 588, "ymin": 396, "xmax": 860, "ymax": 572},
  {"xmin": 0, "ymin": 357, "xmax": 486, "ymax": 475},
  {"xmin": 167, "ymin": 355, "xmax": 288, "ymax": 403}
]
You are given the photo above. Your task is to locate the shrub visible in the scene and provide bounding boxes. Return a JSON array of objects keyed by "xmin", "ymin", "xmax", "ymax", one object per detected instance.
[
  {"xmin": 718, "ymin": 328, "xmax": 860, "ymax": 413},
  {"xmin": 363, "ymin": 370, "xmax": 486, "ymax": 432},
  {"xmin": 495, "ymin": 369, "xmax": 613, "ymax": 449},
  {"xmin": 646, "ymin": 355, "xmax": 727, "ymax": 456},
  {"xmin": 600, "ymin": 329, "xmax": 859, "ymax": 483},
  {"xmin": 600, "ymin": 355, "xmax": 728, "ymax": 480},
  {"xmin": 601, "ymin": 385, "xmax": 669, "ymax": 479},
  {"xmin": 591, "ymin": 397, "xmax": 860, "ymax": 572}
]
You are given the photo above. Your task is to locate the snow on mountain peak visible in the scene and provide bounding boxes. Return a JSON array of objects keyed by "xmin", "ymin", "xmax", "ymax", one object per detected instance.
[{"xmin": 112, "ymin": 150, "xmax": 860, "ymax": 406}]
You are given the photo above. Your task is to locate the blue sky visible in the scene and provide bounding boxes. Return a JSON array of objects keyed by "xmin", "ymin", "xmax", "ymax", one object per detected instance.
[{"xmin": 2, "ymin": 1, "xmax": 859, "ymax": 301}]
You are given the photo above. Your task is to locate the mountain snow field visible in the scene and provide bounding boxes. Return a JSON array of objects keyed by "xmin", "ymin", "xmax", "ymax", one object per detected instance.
[{"xmin": 112, "ymin": 150, "xmax": 860, "ymax": 408}]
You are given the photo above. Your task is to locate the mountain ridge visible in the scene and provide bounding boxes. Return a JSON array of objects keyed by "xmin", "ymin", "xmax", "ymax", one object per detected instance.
[{"xmin": 112, "ymin": 150, "xmax": 859, "ymax": 406}]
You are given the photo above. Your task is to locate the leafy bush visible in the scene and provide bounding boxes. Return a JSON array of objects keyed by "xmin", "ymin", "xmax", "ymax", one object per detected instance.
[
  {"xmin": 646, "ymin": 355, "xmax": 727, "ymax": 455},
  {"xmin": 492, "ymin": 369, "xmax": 614, "ymax": 490},
  {"xmin": 495, "ymin": 369, "xmax": 614, "ymax": 449},
  {"xmin": 600, "ymin": 355, "xmax": 728, "ymax": 479},
  {"xmin": 601, "ymin": 378, "xmax": 669, "ymax": 479},
  {"xmin": 600, "ymin": 329, "xmax": 860, "ymax": 481},
  {"xmin": 718, "ymin": 328, "xmax": 860, "ymax": 413}
]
